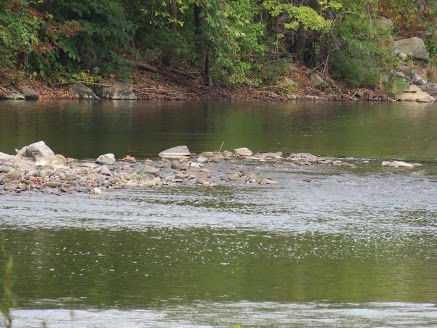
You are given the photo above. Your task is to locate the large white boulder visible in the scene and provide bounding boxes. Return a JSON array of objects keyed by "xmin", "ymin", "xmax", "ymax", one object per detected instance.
[{"xmin": 159, "ymin": 145, "xmax": 191, "ymax": 159}]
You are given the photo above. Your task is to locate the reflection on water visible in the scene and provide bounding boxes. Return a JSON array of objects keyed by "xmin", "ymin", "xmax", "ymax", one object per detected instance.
[
  {"xmin": 0, "ymin": 101, "xmax": 436, "ymax": 160},
  {"xmin": 1, "ymin": 101, "xmax": 437, "ymax": 326}
]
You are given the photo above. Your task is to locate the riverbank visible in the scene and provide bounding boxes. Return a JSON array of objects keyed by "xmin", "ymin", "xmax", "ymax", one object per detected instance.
[{"xmin": 0, "ymin": 63, "xmax": 396, "ymax": 102}]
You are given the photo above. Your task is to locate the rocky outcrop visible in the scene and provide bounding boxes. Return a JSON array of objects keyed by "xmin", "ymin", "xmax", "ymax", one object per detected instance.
[
  {"xmin": 21, "ymin": 86, "xmax": 39, "ymax": 100},
  {"xmin": 419, "ymin": 83, "xmax": 437, "ymax": 97},
  {"xmin": 394, "ymin": 37, "xmax": 429, "ymax": 61},
  {"xmin": 397, "ymin": 85, "xmax": 435, "ymax": 103},
  {"xmin": 0, "ymin": 86, "xmax": 39, "ymax": 100},
  {"xmin": 69, "ymin": 82, "xmax": 100, "ymax": 100},
  {"xmin": 94, "ymin": 80, "xmax": 136, "ymax": 100}
]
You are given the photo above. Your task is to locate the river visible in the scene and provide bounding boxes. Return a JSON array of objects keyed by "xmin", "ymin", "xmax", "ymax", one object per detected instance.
[{"xmin": 0, "ymin": 100, "xmax": 436, "ymax": 327}]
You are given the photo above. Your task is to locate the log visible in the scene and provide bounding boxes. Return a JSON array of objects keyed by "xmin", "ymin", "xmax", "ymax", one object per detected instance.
[{"xmin": 125, "ymin": 59, "xmax": 158, "ymax": 73}]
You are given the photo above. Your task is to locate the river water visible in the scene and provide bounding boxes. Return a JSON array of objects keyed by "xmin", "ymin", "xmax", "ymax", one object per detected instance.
[{"xmin": 0, "ymin": 100, "xmax": 437, "ymax": 327}]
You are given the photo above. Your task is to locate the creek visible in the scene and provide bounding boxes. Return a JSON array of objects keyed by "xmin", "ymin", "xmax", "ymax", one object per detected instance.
[{"xmin": 0, "ymin": 100, "xmax": 436, "ymax": 327}]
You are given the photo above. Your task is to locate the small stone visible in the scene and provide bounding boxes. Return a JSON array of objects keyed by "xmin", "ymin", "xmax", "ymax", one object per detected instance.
[
  {"xmin": 171, "ymin": 160, "xmax": 189, "ymax": 170},
  {"xmin": 143, "ymin": 165, "xmax": 160, "ymax": 176},
  {"xmin": 227, "ymin": 172, "xmax": 242, "ymax": 181},
  {"xmin": 96, "ymin": 153, "xmax": 115, "ymax": 165},
  {"xmin": 90, "ymin": 187, "xmax": 102, "ymax": 195},
  {"xmin": 196, "ymin": 156, "xmax": 209, "ymax": 163},
  {"xmin": 97, "ymin": 165, "xmax": 112, "ymax": 176},
  {"xmin": 234, "ymin": 147, "xmax": 253, "ymax": 157},
  {"xmin": 190, "ymin": 162, "xmax": 203, "ymax": 168},
  {"xmin": 382, "ymin": 160, "xmax": 414, "ymax": 168}
]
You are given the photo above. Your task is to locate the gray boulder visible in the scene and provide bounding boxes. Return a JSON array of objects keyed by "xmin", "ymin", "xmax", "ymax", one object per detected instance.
[
  {"xmin": 96, "ymin": 153, "xmax": 116, "ymax": 165},
  {"xmin": 16, "ymin": 141, "xmax": 55, "ymax": 160},
  {"xmin": 15, "ymin": 141, "xmax": 67, "ymax": 169},
  {"xmin": 310, "ymin": 73, "xmax": 326, "ymax": 87},
  {"xmin": 394, "ymin": 37, "xmax": 429, "ymax": 61},
  {"xmin": 21, "ymin": 86, "xmax": 39, "ymax": 100},
  {"xmin": 4, "ymin": 91, "xmax": 25, "ymax": 100},
  {"xmin": 69, "ymin": 82, "xmax": 100, "ymax": 100},
  {"xmin": 94, "ymin": 81, "xmax": 136, "ymax": 100},
  {"xmin": 159, "ymin": 145, "xmax": 191, "ymax": 159},
  {"xmin": 419, "ymin": 83, "xmax": 437, "ymax": 97}
]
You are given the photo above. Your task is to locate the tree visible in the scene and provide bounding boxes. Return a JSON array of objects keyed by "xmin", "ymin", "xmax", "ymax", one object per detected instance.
[{"xmin": 0, "ymin": 0, "xmax": 41, "ymax": 69}]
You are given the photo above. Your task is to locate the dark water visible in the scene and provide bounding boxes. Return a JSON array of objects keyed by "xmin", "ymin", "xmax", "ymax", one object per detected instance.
[
  {"xmin": 0, "ymin": 100, "xmax": 436, "ymax": 161},
  {"xmin": 0, "ymin": 100, "xmax": 437, "ymax": 327}
]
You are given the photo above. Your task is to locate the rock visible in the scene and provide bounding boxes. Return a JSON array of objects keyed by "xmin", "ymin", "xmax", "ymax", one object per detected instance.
[
  {"xmin": 96, "ymin": 153, "xmax": 115, "ymax": 165},
  {"xmin": 397, "ymin": 85, "xmax": 435, "ymax": 102},
  {"xmin": 190, "ymin": 162, "xmax": 203, "ymax": 168},
  {"xmin": 382, "ymin": 160, "xmax": 415, "ymax": 168},
  {"xmin": 234, "ymin": 147, "xmax": 253, "ymax": 157},
  {"xmin": 15, "ymin": 141, "xmax": 54, "ymax": 159},
  {"xmin": 196, "ymin": 155, "xmax": 209, "ymax": 164},
  {"xmin": 170, "ymin": 160, "xmax": 190, "ymax": 170},
  {"xmin": 69, "ymin": 82, "xmax": 100, "ymax": 100},
  {"xmin": 310, "ymin": 73, "xmax": 326, "ymax": 87},
  {"xmin": 16, "ymin": 141, "xmax": 56, "ymax": 161},
  {"xmin": 94, "ymin": 80, "xmax": 136, "ymax": 100},
  {"xmin": 375, "ymin": 16, "xmax": 393, "ymax": 31},
  {"xmin": 227, "ymin": 172, "xmax": 243, "ymax": 181},
  {"xmin": 0, "ymin": 152, "xmax": 14, "ymax": 160},
  {"xmin": 288, "ymin": 153, "xmax": 319, "ymax": 163},
  {"xmin": 419, "ymin": 83, "xmax": 437, "ymax": 97},
  {"xmin": 21, "ymin": 86, "xmax": 39, "ymax": 100},
  {"xmin": 90, "ymin": 187, "xmax": 102, "ymax": 195},
  {"xmin": 394, "ymin": 37, "xmax": 429, "ymax": 61},
  {"xmin": 4, "ymin": 91, "xmax": 25, "ymax": 100},
  {"xmin": 193, "ymin": 169, "xmax": 211, "ymax": 179},
  {"xmin": 97, "ymin": 165, "xmax": 112, "ymax": 176},
  {"xmin": 142, "ymin": 165, "xmax": 160, "ymax": 176},
  {"xmin": 252, "ymin": 152, "xmax": 283, "ymax": 161},
  {"xmin": 159, "ymin": 145, "xmax": 191, "ymax": 159}
]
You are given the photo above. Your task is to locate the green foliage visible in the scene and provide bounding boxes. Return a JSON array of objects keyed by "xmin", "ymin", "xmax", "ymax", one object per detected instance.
[
  {"xmin": 325, "ymin": 0, "xmax": 397, "ymax": 88},
  {"xmin": 0, "ymin": 0, "xmax": 42, "ymax": 69},
  {"xmin": 199, "ymin": 0, "xmax": 265, "ymax": 85},
  {"xmin": 263, "ymin": 0, "xmax": 332, "ymax": 32},
  {"xmin": 382, "ymin": 74, "xmax": 408, "ymax": 96},
  {"xmin": 31, "ymin": 0, "xmax": 134, "ymax": 76},
  {"xmin": 0, "ymin": 0, "xmax": 434, "ymax": 89}
]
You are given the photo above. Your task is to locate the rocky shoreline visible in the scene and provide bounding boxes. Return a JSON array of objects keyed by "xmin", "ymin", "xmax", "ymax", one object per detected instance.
[{"xmin": 0, "ymin": 141, "xmax": 424, "ymax": 196}]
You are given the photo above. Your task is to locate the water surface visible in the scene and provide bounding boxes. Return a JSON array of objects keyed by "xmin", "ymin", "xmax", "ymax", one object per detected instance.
[
  {"xmin": 0, "ymin": 101, "xmax": 436, "ymax": 160},
  {"xmin": 0, "ymin": 101, "xmax": 436, "ymax": 327}
]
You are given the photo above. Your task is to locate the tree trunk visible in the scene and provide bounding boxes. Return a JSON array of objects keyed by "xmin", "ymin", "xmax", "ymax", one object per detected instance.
[
  {"xmin": 162, "ymin": 0, "xmax": 178, "ymax": 66},
  {"xmin": 194, "ymin": 4, "xmax": 209, "ymax": 84}
]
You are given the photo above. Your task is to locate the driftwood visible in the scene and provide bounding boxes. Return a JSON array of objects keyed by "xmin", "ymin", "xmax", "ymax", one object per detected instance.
[
  {"xmin": 125, "ymin": 59, "xmax": 158, "ymax": 73},
  {"xmin": 52, "ymin": 81, "xmax": 112, "ymax": 87}
]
